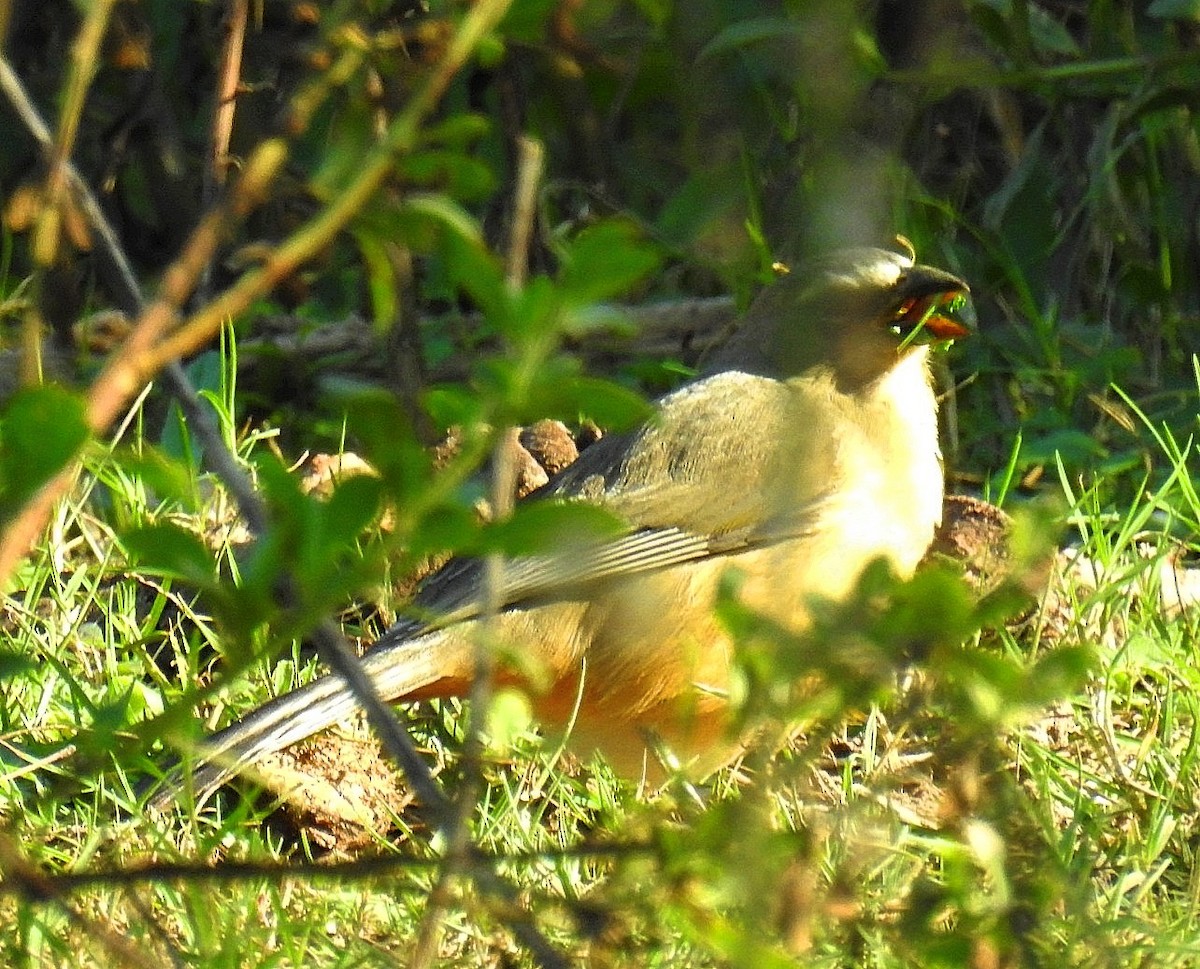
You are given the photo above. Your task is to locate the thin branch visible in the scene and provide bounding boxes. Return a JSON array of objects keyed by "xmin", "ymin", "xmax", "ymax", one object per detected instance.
[
  {"xmin": 198, "ymin": 0, "xmax": 249, "ymax": 299},
  {"xmin": 33, "ymin": 0, "xmax": 117, "ymax": 268},
  {"xmin": 505, "ymin": 136, "xmax": 545, "ymax": 286},
  {"xmin": 0, "ymin": 59, "xmax": 272, "ymax": 534},
  {"xmin": 0, "ymin": 839, "xmax": 651, "ymax": 894},
  {"xmin": 0, "ymin": 831, "xmax": 160, "ymax": 968},
  {"xmin": 239, "ymin": 295, "xmax": 737, "ymax": 384},
  {"xmin": 411, "ymin": 132, "xmax": 547, "ymax": 969},
  {"xmin": 205, "ymin": 0, "xmax": 248, "ymax": 200},
  {"xmin": 306, "ymin": 616, "xmax": 450, "ymax": 819},
  {"xmin": 0, "ymin": 24, "xmax": 448, "ymax": 819}
]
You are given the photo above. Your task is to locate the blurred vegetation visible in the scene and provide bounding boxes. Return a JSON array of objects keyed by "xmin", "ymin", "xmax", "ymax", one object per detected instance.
[
  {"xmin": 1, "ymin": 0, "xmax": 1198, "ymax": 484},
  {"xmin": 0, "ymin": 0, "xmax": 1199, "ymax": 966}
]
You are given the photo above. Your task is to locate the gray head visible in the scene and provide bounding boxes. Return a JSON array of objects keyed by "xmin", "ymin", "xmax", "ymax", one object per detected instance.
[{"xmin": 708, "ymin": 247, "xmax": 970, "ymax": 389}]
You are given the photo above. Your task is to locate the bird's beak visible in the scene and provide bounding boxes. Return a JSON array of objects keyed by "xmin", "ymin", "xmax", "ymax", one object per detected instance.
[{"xmin": 892, "ymin": 265, "xmax": 971, "ymax": 342}]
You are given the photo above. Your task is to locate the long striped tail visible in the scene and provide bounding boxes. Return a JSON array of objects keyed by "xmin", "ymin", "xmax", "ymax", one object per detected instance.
[{"xmin": 149, "ymin": 629, "xmax": 466, "ymax": 809}]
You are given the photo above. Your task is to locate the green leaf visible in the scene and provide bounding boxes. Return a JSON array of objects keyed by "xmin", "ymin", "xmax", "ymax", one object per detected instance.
[
  {"xmin": 320, "ymin": 474, "xmax": 384, "ymax": 550},
  {"xmin": 422, "ymin": 384, "xmax": 487, "ymax": 432},
  {"xmin": 485, "ymin": 687, "xmax": 535, "ymax": 751},
  {"xmin": 309, "ymin": 101, "xmax": 378, "ymax": 198},
  {"xmin": 492, "ymin": 275, "xmax": 556, "ymax": 345},
  {"xmin": 1024, "ymin": 645, "xmax": 1093, "ymax": 702},
  {"xmin": 967, "ymin": 5, "xmax": 1012, "ymax": 53},
  {"xmin": 481, "ymin": 501, "xmax": 626, "ymax": 557},
  {"xmin": 106, "ymin": 445, "xmax": 199, "ymax": 507},
  {"xmin": 213, "ymin": 540, "xmax": 281, "ymax": 643},
  {"xmin": 499, "ymin": 0, "xmax": 556, "ymax": 41},
  {"xmin": 697, "ymin": 17, "xmax": 804, "ymax": 61},
  {"xmin": 655, "ymin": 165, "xmax": 746, "ymax": 250},
  {"xmin": 420, "ymin": 112, "xmax": 491, "ymax": 146},
  {"xmin": 1025, "ymin": 3, "xmax": 1082, "ymax": 55},
  {"xmin": 254, "ymin": 451, "xmax": 309, "ymax": 525},
  {"xmin": 559, "ymin": 303, "xmax": 641, "ymax": 339},
  {"xmin": 122, "ymin": 523, "xmax": 217, "ymax": 586},
  {"xmin": 102, "ymin": 675, "xmax": 165, "ymax": 721},
  {"xmin": 1148, "ymin": 0, "xmax": 1200, "ymax": 20},
  {"xmin": 1023, "ymin": 428, "xmax": 1108, "ymax": 465},
  {"xmin": 439, "ymin": 227, "xmax": 511, "ymax": 326},
  {"xmin": 408, "ymin": 503, "xmax": 480, "ymax": 560},
  {"xmin": 399, "ymin": 150, "xmax": 496, "ymax": 200},
  {"xmin": 874, "ymin": 564, "xmax": 979, "ymax": 647},
  {"xmin": 0, "ymin": 649, "xmax": 37, "ymax": 680},
  {"xmin": 368, "ymin": 191, "xmax": 492, "ymax": 319},
  {"xmin": 334, "ymin": 391, "xmax": 432, "ymax": 504},
  {"xmin": 534, "ymin": 374, "xmax": 651, "ymax": 431},
  {"xmin": 555, "ymin": 222, "xmax": 661, "ymax": 307},
  {"xmin": 947, "ymin": 648, "xmax": 1026, "ymax": 721},
  {"xmin": 970, "ymin": 0, "xmax": 1081, "ymax": 55},
  {"xmin": 353, "ymin": 228, "xmax": 399, "ymax": 332},
  {"xmin": 0, "ymin": 386, "xmax": 89, "ymax": 521},
  {"xmin": 399, "ymin": 192, "xmax": 486, "ymax": 248},
  {"xmin": 472, "ymin": 355, "xmax": 651, "ymax": 429},
  {"xmin": 630, "ymin": 0, "xmax": 671, "ymax": 28}
]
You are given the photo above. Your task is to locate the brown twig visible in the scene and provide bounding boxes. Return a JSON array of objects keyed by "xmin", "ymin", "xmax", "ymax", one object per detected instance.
[
  {"xmin": 32, "ymin": 0, "xmax": 117, "ymax": 268},
  {"xmin": 239, "ymin": 295, "xmax": 738, "ymax": 385},
  {"xmin": 198, "ymin": 0, "xmax": 250, "ymax": 299},
  {"xmin": 4, "ymin": 5, "xmax": 570, "ymax": 962},
  {"xmin": 0, "ymin": 831, "xmax": 160, "ymax": 968},
  {"xmin": 0, "ymin": 5, "xmax": 482, "ymax": 816},
  {"xmin": 0, "ymin": 0, "xmax": 511, "ymax": 581},
  {"xmin": 206, "ymin": 0, "xmax": 248, "ymax": 198},
  {"xmin": 0, "ymin": 839, "xmax": 650, "ymax": 893},
  {"xmin": 411, "ymin": 132, "xmax": 548, "ymax": 969},
  {"xmin": 20, "ymin": 0, "xmax": 116, "ymax": 393}
]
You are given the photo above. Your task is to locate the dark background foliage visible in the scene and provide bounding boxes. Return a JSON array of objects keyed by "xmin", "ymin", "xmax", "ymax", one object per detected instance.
[
  {"xmin": 2, "ymin": 0, "xmax": 1197, "ymax": 495},
  {"xmin": 1, "ymin": 2, "xmax": 1199, "ymax": 965}
]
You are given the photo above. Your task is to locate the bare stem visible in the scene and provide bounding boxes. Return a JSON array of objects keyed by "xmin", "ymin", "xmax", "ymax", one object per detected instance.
[{"xmin": 411, "ymin": 134, "xmax": 549, "ymax": 969}]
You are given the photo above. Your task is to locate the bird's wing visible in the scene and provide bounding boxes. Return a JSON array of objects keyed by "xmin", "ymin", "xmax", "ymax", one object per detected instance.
[
  {"xmin": 387, "ymin": 528, "xmax": 715, "ymax": 638},
  {"xmin": 393, "ymin": 518, "xmax": 826, "ymax": 647},
  {"xmin": 545, "ymin": 369, "xmax": 841, "ymax": 539},
  {"xmin": 382, "ymin": 371, "xmax": 838, "ymax": 641}
]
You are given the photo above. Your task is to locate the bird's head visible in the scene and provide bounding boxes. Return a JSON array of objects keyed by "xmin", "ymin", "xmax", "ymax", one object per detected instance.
[{"xmin": 710, "ymin": 247, "xmax": 971, "ymax": 390}]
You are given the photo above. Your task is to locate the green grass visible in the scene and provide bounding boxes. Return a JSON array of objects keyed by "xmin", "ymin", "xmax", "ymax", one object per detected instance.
[
  {"xmin": 3, "ymin": 2, "xmax": 1200, "ymax": 964},
  {"xmin": 2, "ymin": 393, "xmax": 1199, "ymax": 967}
]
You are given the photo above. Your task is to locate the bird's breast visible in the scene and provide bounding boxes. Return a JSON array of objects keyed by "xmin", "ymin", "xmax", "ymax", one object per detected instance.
[{"xmin": 770, "ymin": 350, "xmax": 943, "ymax": 600}]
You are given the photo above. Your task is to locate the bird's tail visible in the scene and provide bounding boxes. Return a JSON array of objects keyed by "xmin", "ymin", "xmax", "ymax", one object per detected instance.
[{"xmin": 149, "ymin": 629, "xmax": 467, "ymax": 809}]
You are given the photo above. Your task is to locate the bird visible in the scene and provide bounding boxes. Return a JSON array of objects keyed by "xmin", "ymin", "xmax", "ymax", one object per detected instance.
[{"xmin": 155, "ymin": 246, "xmax": 970, "ymax": 804}]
